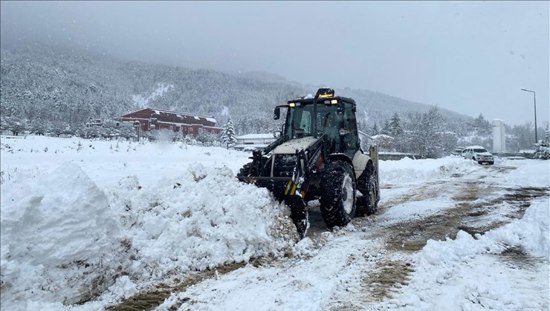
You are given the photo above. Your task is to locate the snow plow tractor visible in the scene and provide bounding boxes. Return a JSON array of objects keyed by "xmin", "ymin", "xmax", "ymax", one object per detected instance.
[{"xmin": 237, "ymin": 88, "xmax": 380, "ymax": 238}]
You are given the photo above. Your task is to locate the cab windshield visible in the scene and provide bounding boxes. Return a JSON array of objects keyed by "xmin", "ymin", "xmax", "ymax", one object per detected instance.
[
  {"xmin": 284, "ymin": 104, "xmax": 340, "ymax": 140},
  {"xmin": 474, "ymin": 148, "xmax": 487, "ymax": 153}
]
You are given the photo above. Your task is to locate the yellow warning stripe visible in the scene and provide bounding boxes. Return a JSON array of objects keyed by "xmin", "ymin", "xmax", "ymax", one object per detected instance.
[
  {"xmin": 284, "ymin": 180, "xmax": 293, "ymax": 195},
  {"xmin": 290, "ymin": 183, "xmax": 298, "ymax": 195}
]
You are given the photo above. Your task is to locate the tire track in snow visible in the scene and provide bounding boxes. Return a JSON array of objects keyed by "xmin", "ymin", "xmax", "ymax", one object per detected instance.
[{"xmin": 341, "ymin": 164, "xmax": 549, "ymax": 307}]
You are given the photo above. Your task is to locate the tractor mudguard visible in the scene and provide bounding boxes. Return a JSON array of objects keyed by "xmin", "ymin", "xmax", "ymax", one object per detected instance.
[{"xmin": 352, "ymin": 151, "xmax": 371, "ymax": 179}]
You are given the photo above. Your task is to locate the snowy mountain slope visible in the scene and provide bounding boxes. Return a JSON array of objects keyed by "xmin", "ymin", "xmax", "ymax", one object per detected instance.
[
  {"xmin": 132, "ymin": 83, "xmax": 174, "ymax": 108},
  {"xmin": 1, "ymin": 135, "xmax": 548, "ymax": 311},
  {"xmin": 0, "ymin": 44, "xmax": 472, "ymax": 136}
]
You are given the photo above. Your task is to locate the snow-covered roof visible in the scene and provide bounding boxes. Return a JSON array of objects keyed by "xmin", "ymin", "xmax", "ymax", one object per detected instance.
[
  {"xmin": 236, "ymin": 134, "xmax": 275, "ymax": 140},
  {"xmin": 234, "ymin": 144, "xmax": 270, "ymax": 150},
  {"xmin": 371, "ymin": 134, "xmax": 394, "ymax": 140},
  {"xmin": 147, "ymin": 108, "xmax": 217, "ymax": 123},
  {"xmin": 464, "ymin": 145, "xmax": 486, "ymax": 149}
]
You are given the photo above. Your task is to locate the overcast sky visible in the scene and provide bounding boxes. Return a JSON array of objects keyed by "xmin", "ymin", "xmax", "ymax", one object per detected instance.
[{"xmin": 1, "ymin": 1, "xmax": 548, "ymax": 126}]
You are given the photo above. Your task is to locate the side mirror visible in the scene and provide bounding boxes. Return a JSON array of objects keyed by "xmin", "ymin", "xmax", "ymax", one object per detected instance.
[{"xmin": 274, "ymin": 107, "xmax": 281, "ymax": 120}]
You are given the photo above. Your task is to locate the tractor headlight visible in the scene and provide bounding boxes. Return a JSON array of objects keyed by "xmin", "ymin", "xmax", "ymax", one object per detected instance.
[{"xmin": 324, "ymin": 99, "xmax": 338, "ymax": 105}]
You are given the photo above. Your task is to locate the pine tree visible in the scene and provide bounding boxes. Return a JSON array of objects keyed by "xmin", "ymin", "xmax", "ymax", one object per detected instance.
[
  {"xmin": 404, "ymin": 107, "xmax": 445, "ymax": 158},
  {"xmin": 388, "ymin": 113, "xmax": 403, "ymax": 137},
  {"xmin": 371, "ymin": 123, "xmax": 379, "ymax": 136},
  {"xmin": 472, "ymin": 113, "xmax": 491, "ymax": 136},
  {"xmin": 221, "ymin": 119, "xmax": 238, "ymax": 148},
  {"xmin": 380, "ymin": 119, "xmax": 391, "ymax": 135}
]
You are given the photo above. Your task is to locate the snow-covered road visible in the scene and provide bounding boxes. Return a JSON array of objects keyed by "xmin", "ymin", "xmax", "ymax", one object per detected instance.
[
  {"xmin": 154, "ymin": 159, "xmax": 549, "ymax": 311},
  {"xmin": 1, "ymin": 136, "xmax": 548, "ymax": 311}
]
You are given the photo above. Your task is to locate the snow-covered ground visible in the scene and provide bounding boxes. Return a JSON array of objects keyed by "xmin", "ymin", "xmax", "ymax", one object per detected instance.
[{"xmin": 1, "ymin": 135, "xmax": 548, "ymax": 311}]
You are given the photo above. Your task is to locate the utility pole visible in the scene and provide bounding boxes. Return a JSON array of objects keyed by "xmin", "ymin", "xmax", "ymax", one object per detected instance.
[{"xmin": 521, "ymin": 88, "xmax": 538, "ymax": 144}]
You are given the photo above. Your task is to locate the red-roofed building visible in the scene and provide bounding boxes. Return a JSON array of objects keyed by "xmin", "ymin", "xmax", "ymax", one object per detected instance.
[{"xmin": 116, "ymin": 108, "xmax": 222, "ymax": 137}]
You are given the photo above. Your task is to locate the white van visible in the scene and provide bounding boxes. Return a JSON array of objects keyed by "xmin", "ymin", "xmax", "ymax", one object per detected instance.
[{"xmin": 462, "ymin": 146, "xmax": 494, "ymax": 165}]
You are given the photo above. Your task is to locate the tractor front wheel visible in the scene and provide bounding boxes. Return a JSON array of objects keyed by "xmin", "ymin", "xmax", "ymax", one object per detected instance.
[{"xmin": 320, "ymin": 161, "xmax": 356, "ymax": 228}]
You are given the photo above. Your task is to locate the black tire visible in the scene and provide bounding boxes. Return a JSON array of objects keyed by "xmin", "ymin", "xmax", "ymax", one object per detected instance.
[
  {"xmin": 320, "ymin": 161, "xmax": 356, "ymax": 228},
  {"xmin": 356, "ymin": 165, "xmax": 378, "ymax": 217},
  {"xmin": 478, "ymin": 161, "xmax": 484, "ymax": 165},
  {"xmin": 236, "ymin": 162, "xmax": 253, "ymax": 180},
  {"xmin": 487, "ymin": 161, "xmax": 494, "ymax": 165}
]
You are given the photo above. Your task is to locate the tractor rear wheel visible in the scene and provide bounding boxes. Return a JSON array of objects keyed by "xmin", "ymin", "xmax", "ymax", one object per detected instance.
[
  {"xmin": 320, "ymin": 161, "xmax": 356, "ymax": 228},
  {"xmin": 356, "ymin": 167, "xmax": 378, "ymax": 217}
]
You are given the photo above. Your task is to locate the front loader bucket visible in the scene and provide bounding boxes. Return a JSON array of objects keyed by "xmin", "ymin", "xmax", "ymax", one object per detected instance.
[{"xmin": 285, "ymin": 194, "xmax": 309, "ymax": 239}]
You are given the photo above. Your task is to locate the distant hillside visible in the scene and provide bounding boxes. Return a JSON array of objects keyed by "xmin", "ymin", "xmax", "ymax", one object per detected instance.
[
  {"xmin": 334, "ymin": 87, "xmax": 469, "ymax": 121},
  {"xmin": 0, "ymin": 44, "xmax": 472, "ymax": 135}
]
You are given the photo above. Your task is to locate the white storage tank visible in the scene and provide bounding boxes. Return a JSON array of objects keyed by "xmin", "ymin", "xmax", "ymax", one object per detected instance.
[{"xmin": 492, "ymin": 119, "xmax": 506, "ymax": 153}]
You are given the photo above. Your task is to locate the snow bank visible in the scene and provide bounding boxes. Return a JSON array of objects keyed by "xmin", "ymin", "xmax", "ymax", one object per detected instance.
[
  {"xmin": 383, "ymin": 199, "xmax": 550, "ymax": 310},
  {"xmin": 501, "ymin": 159, "xmax": 550, "ymax": 187},
  {"xmin": 417, "ymin": 199, "xmax": 549, "ymax": 264},
  {"xmin": 0, "ymin": 135, "xmax": 251, "ymax": 188},
  {"xmin": 1, "ymin": 163, "xmax": 125, "ymax": 308},
  {"xmin": 483, "ymin": 199, "xmax": 549, "ymax": 259},
  {"xmin": 1, "ymin": 158, "xmax": 297, "ymax": 310}
]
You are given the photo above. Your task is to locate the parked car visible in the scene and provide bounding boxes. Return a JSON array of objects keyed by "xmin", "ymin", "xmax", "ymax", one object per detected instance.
[
  {"xmin": 451, "ymin": 147, "xmax": 464, "ymax": 156},
  {"xmin": 462, "ymin": 146, "xmax": 494, "ymax": 165}
]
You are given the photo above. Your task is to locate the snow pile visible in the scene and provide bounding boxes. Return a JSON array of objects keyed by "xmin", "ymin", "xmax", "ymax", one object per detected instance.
[
  {"xmin": 501, "ymin": 159, "xmax": 550, "ymax": 187},
  {"xmin": 108, "ymin": 163, "xmax": 296, "ymax": 286},
  {"xmin": 483, "ymin": 198, "xmax": 549, "ymax": 259},
  {"xmin": 1, "ymin": 159, "xmax": 297, "ymax": 310},
  {"xmin": 0, "ymin": 136, "xmax": 251, "ymax": 189},
  {"xmin": 1, "ymin": 163, "xmax": 125, "ymax": 307},
  {"xmin": 384, "ymin": 199, "xmax": 549, "ymax": 310}
]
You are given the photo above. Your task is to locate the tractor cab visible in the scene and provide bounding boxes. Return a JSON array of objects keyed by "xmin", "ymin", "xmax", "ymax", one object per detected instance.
[{"xmin": 274, "ymin": 88, "xmax": 359, "ymax": 158}]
